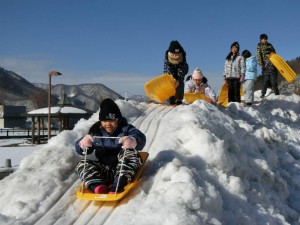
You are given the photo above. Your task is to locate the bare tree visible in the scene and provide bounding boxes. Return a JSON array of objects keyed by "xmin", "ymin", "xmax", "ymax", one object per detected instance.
[{"xmin": 30, "ymin": 91, "xmax": 48, "ymax": 109}]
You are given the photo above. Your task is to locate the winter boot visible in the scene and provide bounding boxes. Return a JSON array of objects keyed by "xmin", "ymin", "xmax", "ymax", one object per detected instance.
[
  {"xmin": 169, "ymin": 96, "xmax": 176, "ymax": 105},
  {"xmin": 175, "ymin": 99, "xmax": 182, "ymax": 105},
  {"xmin": 94, "ymin": 185, "xmax": 109, "ymax": 194},
  {"xmin": 90, "ymin": 183, "xmax": 109, "ymax": 194}
]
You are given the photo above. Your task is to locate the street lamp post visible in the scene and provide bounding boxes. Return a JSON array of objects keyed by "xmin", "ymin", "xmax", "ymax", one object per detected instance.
[{"xmin": 48, "ymin": 71, "xmax": 62, "ymax": 140}]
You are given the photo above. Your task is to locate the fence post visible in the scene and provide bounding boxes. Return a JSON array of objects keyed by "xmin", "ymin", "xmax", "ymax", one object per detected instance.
[{"xmin": 5, "ymin": 159, "xmax": 12, "ymax": 168}]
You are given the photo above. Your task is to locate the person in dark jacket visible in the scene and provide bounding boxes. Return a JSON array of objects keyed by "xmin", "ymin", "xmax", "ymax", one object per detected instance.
[
  {"xmin": 256, "ymin": 34, "xmax": 276, "ymax": 70},
  {"xmin": 164, "ymin": 40, "xmax": 189, "ymax": 105},
  {"xmin": 260, "ymin": 48, "xmax": 279, "ymax": 98},
  {"xmin": 256, "ymin": 33, "xmax": 276, "ymax": 96},
  {"xmin": 75, "ymin": 98, "xmax": 146, "ymax": 194}
]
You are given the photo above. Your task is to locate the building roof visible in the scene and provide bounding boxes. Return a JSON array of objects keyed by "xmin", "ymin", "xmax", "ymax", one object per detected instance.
[
  {"xmin": 25, "ymin": 92, "xmax": 92, "ymax": 117},
  {"xmin": 57, "ymin": 93, "xmax": 72, "ymax": 106},
  {"xmin": 27, "ymin": 106, "xmax": 87, "ymax": 116}
]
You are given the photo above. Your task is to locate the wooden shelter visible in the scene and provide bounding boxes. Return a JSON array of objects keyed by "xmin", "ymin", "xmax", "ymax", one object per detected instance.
[{"xmin": 26, "ymin": 93, "xmax": 91, "ymax": 144}]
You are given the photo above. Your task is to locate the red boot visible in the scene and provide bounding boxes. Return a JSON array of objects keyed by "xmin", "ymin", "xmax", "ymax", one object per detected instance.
[{"xmin": 94, "ymin": 185, "xmax": 109, "ymax": 194}]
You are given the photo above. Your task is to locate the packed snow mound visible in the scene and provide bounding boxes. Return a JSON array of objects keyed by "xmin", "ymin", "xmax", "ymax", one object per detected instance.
[{"xmin": 0, "ymin": 91, "xmax": 300, "ymax": 225}]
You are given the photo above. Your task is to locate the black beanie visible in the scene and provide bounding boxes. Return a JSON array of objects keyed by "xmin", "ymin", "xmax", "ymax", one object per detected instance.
[
  {"xmin": 230, "ymin": 42, "xmax": 240, "ymax": 51},
  {"xmin": 168, "ymin": 40, "xmax": 183, "ymax": 53},
  {"xmin": 99, "ymin": 98, "xmax": 122, "ymax": 121}
]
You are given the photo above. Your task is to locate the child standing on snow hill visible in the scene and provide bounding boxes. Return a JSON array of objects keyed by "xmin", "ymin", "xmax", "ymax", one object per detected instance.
[
  {"xmin": 223, "ymin": 42, "xmax": 246, "ymax": 103},
  {"xmin": 260, "ymin": 48, "xmax": 280, "ymax": 98},
  {"xmin": 256, "ymin": 34, "xmax": 276, "ymax": 97},
  {"xmin": 242, "ymin": 50, "xmax": 258, "ymax": 106},
  {"xmin": 75, "ymin": 98, "xmax": 146, "ymax": 194},
  {"xmin": 184, "ymin": 67, "xmax": 216, "ymax": 103},
  {"xmin": 164, "ymin": 40, "xmax": 189, "ymax": 105}
]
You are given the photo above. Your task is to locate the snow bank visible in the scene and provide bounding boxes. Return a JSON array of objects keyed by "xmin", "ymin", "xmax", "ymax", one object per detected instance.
[{"xmin": 0, "ymin": 93, "xmax": 300, "ymax": 225}]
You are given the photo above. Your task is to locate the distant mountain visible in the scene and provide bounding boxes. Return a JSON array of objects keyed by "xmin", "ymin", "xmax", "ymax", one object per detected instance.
[
  {"xmin": 0, "ymin": 67, "xmax": 42, "ymax": 98},
  {"xmin": 39, "ymin": 83, "xmax": 124, "ymax": 112},
  {"xmin": 0, "ymin": 67, "xmax": 49, "ymax": 110},
  {"xmin": 0, "ymin": 67, "xmax": 124, "ymax": 112}
]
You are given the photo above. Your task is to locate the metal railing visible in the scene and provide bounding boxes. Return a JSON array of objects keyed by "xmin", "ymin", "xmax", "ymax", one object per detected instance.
[{"xmin": 0, "ymin": 128, "xmax": 58, "ymax": 139}]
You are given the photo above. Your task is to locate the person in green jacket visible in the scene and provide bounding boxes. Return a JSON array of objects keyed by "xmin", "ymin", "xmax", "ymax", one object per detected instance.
[
  {"xmin": 256, "ymin": 34, "xmax": 276, "ymax": 71},
  {"xmin": 256, "ymin": 34, "xmax": 276, "ymax": 97}
]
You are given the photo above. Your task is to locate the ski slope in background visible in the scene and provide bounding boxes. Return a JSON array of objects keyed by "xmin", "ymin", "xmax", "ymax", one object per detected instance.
[{"xmin": 1, "ymin": 90, "xmax": 300, "ymax": 225}]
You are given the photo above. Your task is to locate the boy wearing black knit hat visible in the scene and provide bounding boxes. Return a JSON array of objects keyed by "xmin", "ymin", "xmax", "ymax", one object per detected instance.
[
  {"xmin": 74, "ymin": 98, "xmax": 146, "ymax": 194},
  {"xmin": 164, "ymin": 40, "xmax": 189, "ymax": 105}
]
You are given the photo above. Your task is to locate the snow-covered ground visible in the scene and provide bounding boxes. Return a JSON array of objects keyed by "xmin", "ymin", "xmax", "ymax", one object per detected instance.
[
  {"xmin": 0, "ymin": 90, "xmax": 300, "ymax": 225},
  {"xmin": 0, "ymin": 139, "xmax": 39, "ymax": 171}
]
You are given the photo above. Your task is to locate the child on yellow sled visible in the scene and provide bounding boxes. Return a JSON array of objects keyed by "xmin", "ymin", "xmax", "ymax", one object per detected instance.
[
  {"xmin": 75, "ymin": 98, "xmax": 146, "ymax": 194},
  {"xmin": 184, "ymin": 67, "xmax": 216, "ymax": 103}
]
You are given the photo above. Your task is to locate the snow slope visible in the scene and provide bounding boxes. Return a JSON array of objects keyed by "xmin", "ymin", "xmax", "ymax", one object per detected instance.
[{"xmin": 0, "ymin": 90, "xmax": 300, "ymax": 225}]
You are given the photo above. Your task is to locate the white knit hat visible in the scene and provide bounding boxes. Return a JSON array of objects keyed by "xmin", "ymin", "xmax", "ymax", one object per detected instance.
[{"xmin": 192, "ymin": 68, "xmax": 204, "ymax": 79}]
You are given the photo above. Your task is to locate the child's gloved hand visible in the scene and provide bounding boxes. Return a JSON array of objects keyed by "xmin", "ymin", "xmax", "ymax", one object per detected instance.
[
  {"xmin": 210, "ymin": 98, "xmax": 216, "ymax": 103},
  {"xmin": 79, "ymin": 135, "xmax": 94, "ymax": 150},
  {"xmin": 119, "ymin": 136, "xmax": 137, "ymax": 149}
]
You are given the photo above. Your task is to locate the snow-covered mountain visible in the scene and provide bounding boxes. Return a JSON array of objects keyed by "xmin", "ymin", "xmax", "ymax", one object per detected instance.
[
  {"xmin": 37, "ymin": 83, "xmax": 124, "ymax": 112},
  {"xmin": 0, "ymin": 67, "xmax": 124, "ymax": 112},
  {"xmin": 0, "ymin": 67, "xmax": 48, "ymax": 110},
  {"xmin": 0, "ymin": 90, "xmax": 300, "ymax": 225}
]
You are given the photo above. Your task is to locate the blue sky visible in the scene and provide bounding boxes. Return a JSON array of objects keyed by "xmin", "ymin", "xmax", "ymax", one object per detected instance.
[{"xmin": 0, "ymin": 0, "xmax": 299, "ymax": 97}]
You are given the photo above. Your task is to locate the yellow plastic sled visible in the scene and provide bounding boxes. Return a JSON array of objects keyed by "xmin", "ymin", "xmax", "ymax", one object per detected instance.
[
  {"xmin": 184, "ymin": 93, "xmax": 211, "ymax": 104},
  {"xmin": 76, "ymin": 151, "xmax": 149, "ymax": 201},
  {"xmin": 144, "ymin": 74, "xmax": 176, "ymax": 103},
  {"xmin": 269, "ymin": 53, "xmax": 296, "ymax": 83},
  {"xmin": 217, "ymin": 83, "xmax": 229, "ymax": 107},
  {"xmin": 217, "ymin": 83, "xmax": 243, "ymax": 108}
]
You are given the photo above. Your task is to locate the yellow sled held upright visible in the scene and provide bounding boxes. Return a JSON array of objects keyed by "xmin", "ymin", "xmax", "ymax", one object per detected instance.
[
  {"xmin": 217, "ymin": 83, "xmax": 243, "ymax": 108},
  {"xmin": 269, "ymin": 52, "xmax": 296, "ymax": 83},
  {"xmin": 217, "ymin": 83, "xmax": 228, "ymax": 107},
  {"xmin": 76, "ymin": 151, "xmax": 149, "ymax": 202},
  {"xmin": 144, "ymin": 74, "xmax": 176, "ymax": 103}
]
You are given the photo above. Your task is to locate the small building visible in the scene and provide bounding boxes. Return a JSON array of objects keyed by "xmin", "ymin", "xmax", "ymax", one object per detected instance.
[
  {"xmin": 26, "ymin": 93, "xmax": 92, "ymax": 143},
  {"xmin": 0, "ymin": 105, "xmax": 27, "ymax": 128}
]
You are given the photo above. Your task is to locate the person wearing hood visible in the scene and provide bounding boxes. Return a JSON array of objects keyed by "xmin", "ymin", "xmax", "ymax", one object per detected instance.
[
  {"xmin": 242, "ymin": 50, "xmax": 258, "ymax": 106},
  {"xmin": 164, "ymin": 40, "xmax": 189, "ymax": 105},
  {"xmin": 74, "ymin": 98, "xmax": 146, "ymax": 194},
  {"xmin": 223, "ymin": 41, "xmax": 246, "ymax": 103},
  {"xmin": 184, "ymin": 67, "xmax": 216, "ymax": 103}
]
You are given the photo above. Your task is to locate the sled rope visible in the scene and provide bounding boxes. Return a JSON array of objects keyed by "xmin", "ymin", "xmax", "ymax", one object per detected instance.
[
  {"xmin": 80, "ymin": 147, "xmax": 88, "ymax": 195},
  {"xmin": 115, "ymin": 147, "xmax": 128, "ymax": 196},
  {"xmin": 93, "ymin": 136, "xmax": 121, "ymax": 139}
]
